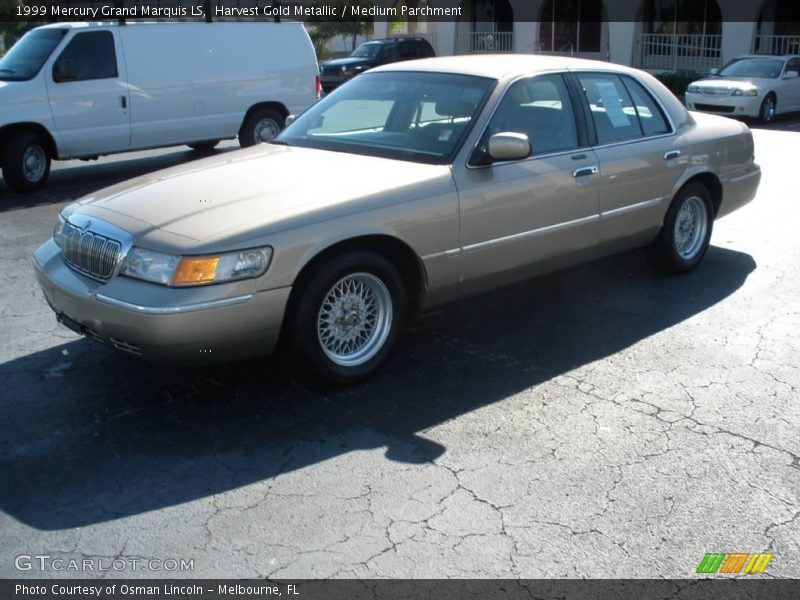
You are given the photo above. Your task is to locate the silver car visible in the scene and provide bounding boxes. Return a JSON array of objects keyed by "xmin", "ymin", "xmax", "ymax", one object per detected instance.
[
  {"xmin": 33, "ymin": 55, "xmax": 761, "ymax": 383},
  {"xmin": 685, "ymin": 55, "xmax": 800, "ymax": 123}
]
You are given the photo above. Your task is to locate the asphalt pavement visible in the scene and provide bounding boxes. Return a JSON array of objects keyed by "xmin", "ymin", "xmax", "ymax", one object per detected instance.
[{"xmin": 0, "ymin": 118, "xmax": 798, "ymax": 578}]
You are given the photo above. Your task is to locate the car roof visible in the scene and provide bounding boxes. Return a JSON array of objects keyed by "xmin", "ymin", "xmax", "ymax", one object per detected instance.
[
  {"xmin": 729, "ymin": 54, "xmax": 800, "ymax": 60},
  {"xmin": 372, "ymin": 53, "xmax": 642, "ymax": 80}
]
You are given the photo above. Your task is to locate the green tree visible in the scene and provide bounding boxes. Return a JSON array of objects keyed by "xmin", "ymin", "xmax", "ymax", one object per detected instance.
[{"xmin": 305, "ymin": 0, "xmax": 374, "ymax": 59}]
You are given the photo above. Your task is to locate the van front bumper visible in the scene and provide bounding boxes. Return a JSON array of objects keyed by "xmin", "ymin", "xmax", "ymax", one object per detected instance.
[{"xmin": 32, "ymin": 239, "xmax": 291, "ymax": 365}]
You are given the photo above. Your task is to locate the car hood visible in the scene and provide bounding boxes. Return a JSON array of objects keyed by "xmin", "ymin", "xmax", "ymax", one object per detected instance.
[
  {"xmin": 322, "ymin": 57, "xmax": 377, "ymax": 69},
  {"xmin": 71, "ymin": 144, "xmax": 453, "ymax": 249}
]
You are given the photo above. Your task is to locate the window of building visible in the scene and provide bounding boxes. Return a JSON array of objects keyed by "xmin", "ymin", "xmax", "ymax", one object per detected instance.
[{"xmin": 539, "ymin": 0, "xmax": 603, "ymax": 54}]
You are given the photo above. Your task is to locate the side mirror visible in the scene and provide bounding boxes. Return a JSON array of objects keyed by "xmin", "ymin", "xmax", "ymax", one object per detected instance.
[
  {"xmin": 488, "ymin": 132, "xmax": 530, "ymax": 162},
  {"xmin": 709, "ymin": 68, "xmax": 719, "ymax": 76},
  {"xmin": 53, "ymin": 59, "xmax": 77, "ymax": 82},
  {"xmin": 783, "ymin": 70, "xmax": 799, "ymax": 80},
  {"xmin": 285, "ymin": 114, "xmax": 297, "ymax": 126}
]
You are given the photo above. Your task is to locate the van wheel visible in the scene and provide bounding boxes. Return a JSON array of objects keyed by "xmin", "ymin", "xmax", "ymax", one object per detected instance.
[
  {"xmin": 188, "ymin": 140, "xmax": 219, "ymax": 152},
  {"xmin": 239, "ymin": 108, "xmax": 284, "ymax": 147},
  {"xmin": 288, "ymin": 251, "xmax": 407, "ymax": 384},
  {"xmin": 2, "ymin": 132, "xmax": 51, "ymax": 192},
  {"xmin": 647, "ymin": 182, "xmax": 714, "ymax": 273}
]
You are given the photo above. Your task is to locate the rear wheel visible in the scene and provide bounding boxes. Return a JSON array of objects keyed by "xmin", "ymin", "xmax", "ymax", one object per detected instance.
[
  {"xmin": 759, "ymin": 93, "xmax": 776, "ymax": 123},
  {"xmin": 288, "ymin": 251, "xmax": 407, "ymax": 384},
  {"xmin": 647, "ymin": 182, "xmax": 714, "ymax": 273},
  {"xmin": 188, "ymin": 140, "xmax": 220, "ymax": 152},
  {"xmin": 2, "ymin": 131, "xmax": 51, "ymax": 192},
  {"xmin": 239, "ymin": 108, "xmax": 284, "ymax": 147}
]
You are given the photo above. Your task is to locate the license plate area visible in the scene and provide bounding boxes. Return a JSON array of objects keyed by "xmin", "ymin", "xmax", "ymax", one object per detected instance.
[{"xmin": 57, "ymin": 312, "xmax": 85, "ymax": 335}]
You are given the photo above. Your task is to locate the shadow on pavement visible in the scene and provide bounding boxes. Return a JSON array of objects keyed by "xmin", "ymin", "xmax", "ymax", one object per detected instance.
[{"xmin": 0, "ymin": 246, "xmax": 756, "ymax": 530}]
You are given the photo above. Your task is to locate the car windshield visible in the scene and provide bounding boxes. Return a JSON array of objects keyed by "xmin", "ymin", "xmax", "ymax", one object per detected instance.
[
  {"xmin": 275, "ymin": 71, "xmax": 495, "ymax": 164},
  {"xmin": 717, "ymin": 57, "xmax": 785, "ymax": 79},
  {"xmin": 351, "ymin": 43, "xmax": 382, "ymax": 58},
  {"xmin": 0, "ymin": 28, "xmax": 68, "ymax": 81}
]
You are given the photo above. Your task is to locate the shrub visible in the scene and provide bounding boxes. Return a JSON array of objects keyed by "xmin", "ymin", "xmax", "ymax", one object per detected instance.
[{"xmin": 654, "ymin": 70, "xmax": 705, "ymax": 100}]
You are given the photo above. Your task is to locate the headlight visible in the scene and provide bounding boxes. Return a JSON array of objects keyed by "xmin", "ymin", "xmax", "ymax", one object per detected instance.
[
  {"xmin": 341, "ymin": 65, "xmax": 347, "ymax": 73},
  {"xmin": 53, "ymin": 213, "xmax": 66, "ymax": 247},
  {"xmin": 686, "ymin": 85, "xmax": 702, "ymax": 94},
  {"xmin": 120, "ymin": 247, "xmax": 180, "ymax": 285},
  {"xmin": 120, "ymin": 246, "xmax": 272, "ymax": 287},
  {"xmin": 732, "ymin": 88, "xmax": 758, "ymax": 96}
]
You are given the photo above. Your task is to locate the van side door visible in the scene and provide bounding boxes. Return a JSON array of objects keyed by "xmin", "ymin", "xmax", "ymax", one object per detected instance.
[{"xmin": 46, "ymin": 29, "xmax": 131, "ymax": 157}]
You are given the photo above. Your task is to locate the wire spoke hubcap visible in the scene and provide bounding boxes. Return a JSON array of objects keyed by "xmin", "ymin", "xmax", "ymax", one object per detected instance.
[
  {"xmin": 22, "ymin": 145, "xmax": 46, "ymax": 182},
  {"xmin": 673, "ymin": 196, "xmax": 708, "ymax": 260},
  {"xmin": 317, "ymin": 273, "xmax": 393, "ymax": 367}
]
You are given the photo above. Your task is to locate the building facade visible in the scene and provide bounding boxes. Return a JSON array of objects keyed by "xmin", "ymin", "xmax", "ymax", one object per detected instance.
[{"xmin": 373, "ymin": 0, "xmax": 800, "ymax": 73}]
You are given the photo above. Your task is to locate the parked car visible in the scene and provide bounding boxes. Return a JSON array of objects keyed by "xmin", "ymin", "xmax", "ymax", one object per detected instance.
[
  {"xmin": 33, "ymin": 55, "xmax": 760, "ymax": 383},
  {"xmin": 684, "ymin": 55, "xmax": 800, "ymax": 123},
  {"xmin": 319, "ymin": 37, "xmax": 434, "ymax": 94},
  {"xmin": 0, "ymin": 21, "xmax": 319, "ymax": 192}
]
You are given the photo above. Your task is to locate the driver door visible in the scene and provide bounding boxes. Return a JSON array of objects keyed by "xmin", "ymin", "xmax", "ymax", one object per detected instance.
[
  {"xmin": 46, "ymin": 29, "xmax": 131, "ymax": 157},
  {"xmin": 453, "ymin": 73, "xmax": 600, "ymax": 291}
]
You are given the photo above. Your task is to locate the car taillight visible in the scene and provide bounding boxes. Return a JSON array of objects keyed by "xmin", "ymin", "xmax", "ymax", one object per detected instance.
[{"xmin": 315, "ymin": 75, "xmax": 321, "ymax": 99}]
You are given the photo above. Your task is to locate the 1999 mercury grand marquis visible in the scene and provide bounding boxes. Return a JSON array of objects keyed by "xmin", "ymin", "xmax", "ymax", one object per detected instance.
[{"xmin": 33, "ymin": 55, "xmax": 761, "ymax": 383}]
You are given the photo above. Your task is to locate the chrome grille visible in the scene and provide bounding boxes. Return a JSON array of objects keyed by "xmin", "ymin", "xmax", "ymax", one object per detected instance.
[
  {"xmin": 702, "ymin": 87, "xmax": 731, "ymax": 96},
  {"xmin": 62, "ymin": 221, "xmax": 123, "ymax": 280}
]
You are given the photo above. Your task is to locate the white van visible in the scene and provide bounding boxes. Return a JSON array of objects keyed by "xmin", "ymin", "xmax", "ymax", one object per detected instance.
[{"xmin": 0, "ymin": 21, "xmax": 319, "ymax": 192}]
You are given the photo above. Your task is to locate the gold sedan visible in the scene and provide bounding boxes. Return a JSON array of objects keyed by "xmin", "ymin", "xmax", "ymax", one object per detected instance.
[{"xmin": 33, "ymin": 55, "xmax": 761, "ymax": 382}]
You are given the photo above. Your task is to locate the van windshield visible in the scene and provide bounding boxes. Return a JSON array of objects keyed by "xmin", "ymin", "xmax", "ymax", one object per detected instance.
[
  {"xmin": 275, "ymin": 71, "xmax": 495, "ymax": 165},
  {"xmin": 0, "ymin": 28, "xmax": 68, "ymax": 81}
]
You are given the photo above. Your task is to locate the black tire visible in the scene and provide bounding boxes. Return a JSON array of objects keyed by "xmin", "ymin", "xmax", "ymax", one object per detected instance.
[
  {"xmin": 2, "ymin": 131, "xmax": 51, "ymax": 192},
  {"xmin": 288, "ymin": 251, "xmax": 407, "ymax": 384},
  {"xmin": 759, "ymin": 93, "xmax": 776, "ymax": 123},
  {"xmin": 239, "ymin": 107, "xmax": 284, "ymax": 147},
  {"xmin": 187, "ymin": 140, "xmax": 220, "ymax": 152},
  {"xmin": 647, "ymin": 182, "xmax": 714, "ymax": 273}
]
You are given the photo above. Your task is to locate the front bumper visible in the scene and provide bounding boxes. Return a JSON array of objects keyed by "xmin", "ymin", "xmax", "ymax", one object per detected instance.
[
  {"xmin": 33, "ymin": 239, "xmax": 291, "ymax": 365},
  {"xmin": 685, "ymin": 92, "xmax": 762, "ymax": 118},
  {"xmin": 319, "ymin": 75, "xmax": 346, "ymax": 94}
]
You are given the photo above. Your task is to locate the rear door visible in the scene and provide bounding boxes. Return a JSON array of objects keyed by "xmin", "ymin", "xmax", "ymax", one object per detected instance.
[
  {"xmin": 573, "ymin": 72, "xmax": 683, "ymax": 246},
  {"xmin": 46, "ymin": 29, "xmax": 130, "ymax": 157}
]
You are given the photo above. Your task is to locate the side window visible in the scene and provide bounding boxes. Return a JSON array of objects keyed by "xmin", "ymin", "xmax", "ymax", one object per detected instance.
[
  {"xmin": 418, "ymin": 41, "xmax": 434, "ymax": 57},
  {"xmin": 399, "ymin": 41, "xmax": 416, "ymax": 59},
  {"xmin": 486, "ymin": 73, "xmax": 579, "ymax": 155},
  {"xmin": 622, "ymin": 76, "xmax": 670, "ymax": 136},
  {"xmin": 381, "ymin": 44, "xmax": 399, "ymax": 63},
  {"xmin": 577, "ymin": 73, "xmax": 641, "ymax": 144},
  {"xmin": 53, "ymin": 31, "xmax": 117, "ymax": 83}
]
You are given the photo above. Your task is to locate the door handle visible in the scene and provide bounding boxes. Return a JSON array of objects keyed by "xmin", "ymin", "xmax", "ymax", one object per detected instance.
[
  {"xmin": 572, "ymin": 165, "xmax": 598, "ymax": 178},
  {"xmin": 120, "ymin": 95, "xmax": 127, "ymax": 109},
  {"xmin": 664, "ymin": 150, "xmax": 681, "ymax": 160}
]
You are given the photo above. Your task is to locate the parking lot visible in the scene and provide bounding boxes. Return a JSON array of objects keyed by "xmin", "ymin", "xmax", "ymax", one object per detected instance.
[{"xmin": 1, "ymin": 116, "xmax": 799, "ymax": 579}]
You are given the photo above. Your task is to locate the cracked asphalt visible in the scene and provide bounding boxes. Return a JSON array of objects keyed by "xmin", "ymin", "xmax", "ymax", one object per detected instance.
[{"xmin": 1, "ymin": 118, "xmax": 799, "ymax": 579}]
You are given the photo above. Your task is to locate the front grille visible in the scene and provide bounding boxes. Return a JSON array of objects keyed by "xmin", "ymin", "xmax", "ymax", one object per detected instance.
[
  {"xmin": 694, "ymin": 103, "xmax": 735, "ymax": 113},
  {"xmin": 322, "ymin": 66, "xmax": 343, "ymax": 77},
  {"xmin": 702, "ymin": 87, "xmax": 731, "ymax": 96},
  {"xmin": 62, "ymin": 221, "xmax": 123, "ymax": 280}
]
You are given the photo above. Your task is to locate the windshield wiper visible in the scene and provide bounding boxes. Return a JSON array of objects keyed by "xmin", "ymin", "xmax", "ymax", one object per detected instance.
[
  {"xmin": 269, "ymin": 139, "xmax": 291, "ymax": 146},
  {"xmin": 0, "ymin": 68, "xmax": 17, "ymax": 74}
]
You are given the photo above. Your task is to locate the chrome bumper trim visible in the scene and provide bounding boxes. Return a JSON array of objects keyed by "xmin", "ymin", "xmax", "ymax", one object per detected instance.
[{"xmin": 95, "ymin": 293, "xmax": 254, "ymax": 315}]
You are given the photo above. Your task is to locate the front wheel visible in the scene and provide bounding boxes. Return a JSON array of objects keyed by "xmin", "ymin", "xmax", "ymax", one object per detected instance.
[
  {"xmin": 288, "ymin": 251, "xmax": 407, "ymax": 384},
  {"xmin": 647, "ymin": 182, "xmax": 714, "ymax": 273},
  {"xmin": 239, "ymin": 108, "xmax": 284, "ymax": 147},
  {"xmin": 759, "ymin": 94, "xmax": 776, "ymax": 123},
  {"xmin": 2, "ymin": 132, "xmax": 51, "ymax": 192}
]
